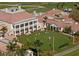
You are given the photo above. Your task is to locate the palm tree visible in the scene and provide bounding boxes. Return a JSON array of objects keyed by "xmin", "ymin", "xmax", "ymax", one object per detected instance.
[
  {"xmin": 74, "ymin": 3, "xmax": 79, "ymax": 9},
  {"xmin": 57, "ymin": 3, "xmax": 60, "ymax": 9},
  {"xmin": 61, "ymin": 3, "xmax": 65, "ymax": 9},
  {"xmin": 7, "ymin": 41, "xmax": 17, "ymax": 51},
  {"xmin": 74, "ymin": 31, "xmax": 79, "ymax": 36},
  {"xmin": 57, "ymin": 2, "xmax": 65, "ymax": 9},
  {"xmin": 15, "ymin": 45, "xmax": 26, "ymax": 56},
  {"xmin": 74, "ymin": 3, "xmax": 77, "ymax": 7},
  {"xmin": 7, "ymin": 39, "xmax": 27, "ymax": 56},
  {"xmin": 63, "ymin": 26, "xmax": 72, "ymax": 34},
  {"xmin": 43, "ymin": 16, "xmax": 48, "ymax": 30},
  {"xmin": 1, "ymin": 26, "xmax": 7, "ymax": 33},
  {"xmin": 7, "ymin": 40, "xmax": 17, "ymax": 56},
  {"xmin": 0, "ymin": 52, "xmax": 5, "ymax": 56},
  {"xmin": 1, "ymin": 26, "xmax": 7, "ymax": 37},
  {"xmin": 33, "ymin": 39, "xmax": 43, "ymax": 56}
]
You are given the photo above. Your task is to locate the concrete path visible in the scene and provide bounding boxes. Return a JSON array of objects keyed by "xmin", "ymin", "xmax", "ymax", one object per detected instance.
[
  {"xmin": 54, "ymin": 44, "xmax": 79, "ymax": 56},
  {"xmin": 62, "ymin": 33, "xmax": 73, "ymax": 37}
]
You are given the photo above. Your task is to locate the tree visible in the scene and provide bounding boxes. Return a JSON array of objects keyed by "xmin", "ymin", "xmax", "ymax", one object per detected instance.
[
  {"xmin": 69, "ymin": 9, "xmax": 79, "ymax": 22},
  {"xmin": 61, "ymin": 3, "xmax": 65, "ymax": 9},
  {"xmin": 33, "ymin": 39, "xmax": 43, "ymax": 56},
  {"xmin": 1, "ymin": 26, "xmax": 7, "ymax": 33},
  {"xmin": 7, "ymin": 40, "xmax": 17, "ymax": 56},
  {"xmin": 7, "ymin": 39, "xmax": 27, "ymax": 56},
  {"xmin": 74, "ymin": 3, "xmax": 79, "ymax": 9},
  {"xmin": 0, "ymin": 52, "xmax": 5, "ymax": 56},
  {"xmin": 74, "ymin": 31, "xmax": 79, "ymax": 36},
  {"xmin": 74, "ymin": 31, "xmax": 79, "ymax": 43},
  {"xmin": 74, "ymin": 3, "xmax": 77, "ymax": 7},
  {"xmin": 57, "ymin": 3, "xmax": 60, "ymax": 9},
  {"xmin": 15, "ymin": 45, "xmax": 26, "ymax": 56},
  {"xmin": 7, "ymin": 41, "xmax": 17, "ymax": 51},
  {"xmin": 63, "ymin": 26, "xmax": 72, "ymax": 34},
  {"xmin": 56, "ymin": 2, "xmax": 65, "ymax": 9},
  {"xmin": 1, "ymin": 26, "xmax": 7, "ymax": 37},
  {"xmin": 43, "ymin": 16, "xmax": 48, "ymax": 30}
]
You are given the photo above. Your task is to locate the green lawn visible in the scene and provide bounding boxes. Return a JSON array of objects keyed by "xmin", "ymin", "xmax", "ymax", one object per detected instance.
[
  {"xmin": 0, "ymin": 5, "xmax": 11, "ymax": 9},
  {"xmin": 65, "ymin": 49, "xmax": 79, "ymax": 56},
  {"xmin": 17, "ymin": 30, "xmax": 73, "ymax": 55},
  {"xmin": 62, "ymin": 3, "xmax": 75, "ymax": 8},
  {"xmin": 0, "ymin": 2, "xmax": 76, "ymax": 12},
  {"xmin": 22, "ymin": 2, "xmax": 76, "ymax": 13}
]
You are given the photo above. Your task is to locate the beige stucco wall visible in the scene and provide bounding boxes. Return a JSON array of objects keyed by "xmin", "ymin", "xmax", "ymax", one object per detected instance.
[{"xmin": 37, "ymin": 22, "xmax": 44, "ymax": 30}]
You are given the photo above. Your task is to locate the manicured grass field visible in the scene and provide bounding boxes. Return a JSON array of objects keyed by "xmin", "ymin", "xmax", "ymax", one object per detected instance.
[
  {"xmin": 17, "ymin": 30, "xmax": 73, "ymax": 55},
  {"xmin": 65, "ymin": 49, "xmax": 79, "ymax": 56},
  {"xmin": 0, "ymin": 2, "xmax": 76, "ymax": 12},
  {"xmin": 22, "ymin": 2, "xmax": 75, "ymax": 13}
]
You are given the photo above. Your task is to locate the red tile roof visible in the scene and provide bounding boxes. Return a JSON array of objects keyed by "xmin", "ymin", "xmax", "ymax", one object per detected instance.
[
  {"xmin": 71, "ymin": 24, "xmax": 79, "ymax": 32},
  {"xmin": 37, "ymin": 9, "xmax": 79, "ymax": 32},
  {"xmin": 0, "ymin": 11, "xmax": 33, "ymax": 24},
  {"xmin": 47, "ymin": 19, "xmax": 65, "ymax": 28},
  {"xmin": 37, "ymin": 9, "xmax": 68, "ymax": 23}
]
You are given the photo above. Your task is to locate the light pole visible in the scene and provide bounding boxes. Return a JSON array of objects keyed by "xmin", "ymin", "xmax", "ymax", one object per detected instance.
[
  {"xmin": 48, "ymin": 36, "xmax": 55, "ymax": 55},
  {"xmin": 53, "ymin": 37, "xmax": 55, "ymax": 53},
  {"xmin": 48, "ymin": 36, "xmax": 51, "ymax": 55},
  {"xmin": 35, "ymin": 37, "xmax": 36, "ymax": 40},
  {"xmin": 73, "ymin": 34, "xmax": 75, "ymax": 45}
]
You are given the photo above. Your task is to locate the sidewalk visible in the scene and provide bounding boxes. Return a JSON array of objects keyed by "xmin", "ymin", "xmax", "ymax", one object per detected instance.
[{"xmin": 62, "ymin": 33, "xmax": 73, "ymax": 37}]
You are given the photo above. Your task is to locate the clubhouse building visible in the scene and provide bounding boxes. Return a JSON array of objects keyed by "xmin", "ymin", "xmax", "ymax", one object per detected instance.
[
  {"xmin": 0, "ymin": 6, "xmax": 79, "ymax": 52},
  {"xmin": 0, "ymin": 6, "xmax": 79, "ymax": 38},
  {"xmin": 0, "ymin": 6, "xmax": 39, "ymax": 36}
]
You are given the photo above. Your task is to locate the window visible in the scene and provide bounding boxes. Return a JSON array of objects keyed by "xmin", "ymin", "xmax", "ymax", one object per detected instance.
[
  {"xmin": 34, "ymin": 21, "xmax": 37, "ymax": 23},
  {"xmin": 21, "ymin": 29, "xmax": 24, "ymax": 32},
  {"xmin": 34, "ymin": 25, "xmax": 37, "ymax": 28},
  {"xmin": 58, "ymin": 27, "xmax": 61, "ymax": 30},
  {"xmin": 25, "ymin": 23, "xmax": 28, "ymax": 26},
  {"xmin": 25, "ymin": 28, "xmax": 28, "ymax": 30},
  {"xmin": 25, "ymin": 28, "xmax": 28, "ymax": 33},
  {"xmin": 16, "ymin": 30, "xmax": 19, "ymax": 33},
  {"xmin": 20, "ymin": 24, "xmax": 24, "ymax": 27},
  {"xmin": 29, "ymin": 22, "xmax": 33, "ymax": 25},
  {"xmin": 21, "ymin": 29, "xmax": 24, "ymax": 34},
  {"xmin": 30, "ymin": 26, "xmax": 33, "ymax": 29},
  {"xmin": 16, "ymin": 25, "xmax": 19, "ymax": 28},
  {"xmin": 11, "ymin": 9, "xmax": 14, "ymax": 12},
  {"xmin": 38, "ymin": 26, "xmax": 40, "ymax": 28}
]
